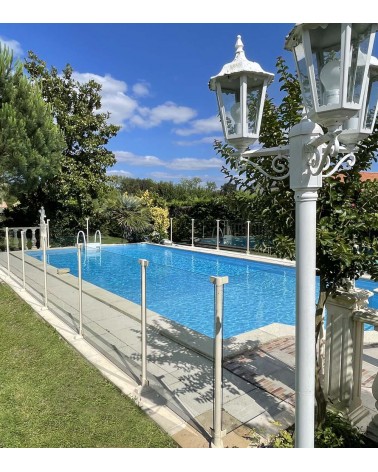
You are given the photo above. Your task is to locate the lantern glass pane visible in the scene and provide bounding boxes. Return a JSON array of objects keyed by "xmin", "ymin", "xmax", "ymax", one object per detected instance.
[
  {"xmin": 246, "ymin": 85, "xmax": 262, "ymax": 134},
  {"xmin": 294, "ymin": 42, "xmax": 314, "ymax": 111},
  {"xmin": 309, "ymin": 24, "xmax": 342, "ymax": 107},
  {"xmin": 348, "ymin": 25, "xmax": 372, "ymax": 104},
  {"xmin": 221, "ymin": 79, "xmax": 241, "ymax": 137},
  {"xmin": 364, "ymin": 76, "xmax": 378, "ymax": 130}
]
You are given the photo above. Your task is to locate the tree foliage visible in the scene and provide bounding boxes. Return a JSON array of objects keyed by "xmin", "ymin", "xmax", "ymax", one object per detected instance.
[
  {"xmin": 0, "ymin": 45, "xmax": 64, "ymax": 203},
  {"xmin": 19, "ymin": 51, "xmax": 120, "ymax": 231},
  {"xmin": 110, "ymin": 175, "xmax": 219, "ymax": 203},
  {"xmin": 112, "ymin": 193, "xmax": 151, "ymax": 241},
  {"xmin": 139, "ymin": 190, "xmax": 170, "ymax": 242}
]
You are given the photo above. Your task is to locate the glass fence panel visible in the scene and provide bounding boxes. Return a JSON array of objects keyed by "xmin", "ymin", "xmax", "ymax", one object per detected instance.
[{"xmin": 175, "ymin": 218, "xmax": 275, "ymax": 255}]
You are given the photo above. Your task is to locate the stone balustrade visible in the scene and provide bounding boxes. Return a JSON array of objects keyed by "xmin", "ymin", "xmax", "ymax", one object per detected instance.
[{"xmin": 1, "ymin": 227, "xmax": 39, "ymax": 249}]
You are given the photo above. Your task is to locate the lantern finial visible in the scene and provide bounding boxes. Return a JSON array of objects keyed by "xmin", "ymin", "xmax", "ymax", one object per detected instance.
[{"xmin": 235, "ymin": 35, "xmax": 245, "ymax": 57}]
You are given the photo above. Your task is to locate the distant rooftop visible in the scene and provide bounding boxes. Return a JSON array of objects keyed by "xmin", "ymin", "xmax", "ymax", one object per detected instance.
[
  {"xmin": 360, "ymin": 172, "xmax": 378, "ymax": 181},
  {"xmin": 337, "ymin": 171, "xmax": 378, "ymax": 183}
]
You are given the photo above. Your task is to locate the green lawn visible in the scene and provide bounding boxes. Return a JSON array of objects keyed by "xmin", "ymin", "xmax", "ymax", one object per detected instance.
[{"xmin": 0, "ymin": 282, "xmax": 178, "ymax": 448}]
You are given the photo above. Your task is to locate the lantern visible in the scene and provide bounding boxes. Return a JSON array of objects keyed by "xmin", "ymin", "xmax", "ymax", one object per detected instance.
[
  {"xmin": 209, "ymin": 35, "xmax": 274, "ymax": 153},
  {"xmin": 285, "ymin": 23, "xmax": 377, "ymax": 129}
]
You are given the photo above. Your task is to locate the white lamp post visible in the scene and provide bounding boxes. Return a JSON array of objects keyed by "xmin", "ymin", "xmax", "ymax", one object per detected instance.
[{"xmin": 210, "ymin": 24, "xmax": 377, "ymax": 448}]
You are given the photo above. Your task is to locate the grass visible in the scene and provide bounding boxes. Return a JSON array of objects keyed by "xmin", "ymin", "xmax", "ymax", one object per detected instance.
[{"xmin": 0, "ymin": 282, "xmax": 178, "ymax": 448}]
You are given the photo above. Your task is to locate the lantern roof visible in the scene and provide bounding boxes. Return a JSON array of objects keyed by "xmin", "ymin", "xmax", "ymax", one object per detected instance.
[
  {"xmin": 284, "ymin": 24, "xmax": 328, "ymax": 50},
  {"xmin": 209, "ymin": 35, "xmax": 274, "ymax": 91},
  {"xmin": 284, "ymin": 23, "xmax": 378, "ymax": 50}
]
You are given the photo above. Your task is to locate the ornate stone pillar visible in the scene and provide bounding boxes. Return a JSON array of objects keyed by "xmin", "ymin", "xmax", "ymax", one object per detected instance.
[
  {"xmin": 12, "ymin": 228, "xmax": 18, "ymax": 248},
  {"xmin": 324, "ymin": 287, "xmax": 372, "ymax": 422},
  {"xmin": 31, "ymin": 229, "xmax": 37, "ymax": 249},
  {"xmin": 368, "ymin": 374, "xmax": 378, "ymax": 441}
]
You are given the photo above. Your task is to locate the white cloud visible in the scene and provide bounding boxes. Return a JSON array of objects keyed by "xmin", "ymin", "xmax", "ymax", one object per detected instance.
[
  {"xmin": 107, "ymin": 169, "xmax": 134, "ymax": 177},
  {"xmin": 114, "ymin": 151, "xmax": 165, "ymax": 167},
  {"xmin": 0, "ymin": 36, "xmax": 23, "ymax": 57},
  {"xmin": 131, "ymin": 101, "xmax": 197, "ymax": 128},
  {"xmin": 71, "ymin": 72, "xmax": 197, "ymax": 130},
  {"xmin": 114, "ymin": 150, "xmax": 221, "ymax": 171},
  {"xmin": 73, "ymin": 72, "xmax": 128, "ymax": 94},
  {"xmin": 148, "ymin": 171, "xmax": 188, "ymax": 181},
  {"xmin": 175, "ymin": 136, "xmax": 224, "ymax": 146},
  {"xmin": 167, "ymin": 157, "xmax": 222, "ymax": 171},
  {"xmin": 132, "ymin": 82, "xmax": 150, "ymax": 97},
  {"xmin": 175, "ymin": 115, "xmax": 222, "ymax": 136},
  {"xmin": 72, "ymin": 72, "xmax": 138, "ymax": 126}
]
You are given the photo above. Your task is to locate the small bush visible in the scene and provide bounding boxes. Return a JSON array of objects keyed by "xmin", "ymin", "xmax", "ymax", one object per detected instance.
[{"xmin": 269, "ymin": 411, "xmax": 375, "ymax": 448}]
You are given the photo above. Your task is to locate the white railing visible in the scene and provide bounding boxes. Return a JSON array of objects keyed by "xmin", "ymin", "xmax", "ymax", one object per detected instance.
[
  {"xmin": 2, "ymin": 226, "xmax": 39, "ymax": 249},
  {"xmin": 76, "ymin": 230, "xmax": 86, "ymax": 247}
]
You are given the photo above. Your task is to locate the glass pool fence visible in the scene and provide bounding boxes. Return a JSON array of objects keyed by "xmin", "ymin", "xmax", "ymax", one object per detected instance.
[
  {"xmin": 0, "ymin": 240, "xmax": 237, "ymax": 443},
  {"xmin": 172, "ymin": 217, "xmax": 275, "ymax": 255}
]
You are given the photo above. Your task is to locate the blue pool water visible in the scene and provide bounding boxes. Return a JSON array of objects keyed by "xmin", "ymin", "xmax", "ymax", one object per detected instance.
[{"xmin": 27, "ymin": 244, "xmax": 378, "ymax": 339}]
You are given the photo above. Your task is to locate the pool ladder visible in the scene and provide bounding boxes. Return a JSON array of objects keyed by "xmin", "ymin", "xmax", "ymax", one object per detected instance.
[
  {"xmin": 76, "ymin": 230, "xmax": 86, "ymax": 247},
  {"xmin": 76, "ymin": 229, "xmax": 101, "ymax": 252}
]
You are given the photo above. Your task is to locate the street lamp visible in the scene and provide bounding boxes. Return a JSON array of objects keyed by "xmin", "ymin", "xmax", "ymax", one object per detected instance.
[
  {"xmin": 209, "ymin": 35, "xmax": 274, "ymax": 153},
  {"xmin": 210, "ymin": 24, "xmax": 377, "ymax": 448}
]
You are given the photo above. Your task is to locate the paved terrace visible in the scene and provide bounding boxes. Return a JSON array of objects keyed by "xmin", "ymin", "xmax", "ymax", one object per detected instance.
[{"xmin": 1, "ymin": 245, "xmax": 377, "ymax": 448}]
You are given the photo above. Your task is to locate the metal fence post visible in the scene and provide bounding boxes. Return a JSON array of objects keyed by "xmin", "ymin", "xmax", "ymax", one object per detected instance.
[
  {"xmin": 210, "ymin": 275, "xmax": 229, "ymax": 448},
  {"xmin": 216, "ymin": 219, "xmax": 220, "ymax": 251},
  {"xmin": 47, "ymin": 219, "xmax": 50, "ymax": 248},
  {"xmin": 42, "ymin": 231, "xmax": 48, "ymax": 309},
  {"xmin": 246, "ymin": 220, "xmax": 250, "ymax": 255},
  {"xmin": 170, "ymin": 217, "xmax": 173, "ymax": 243},
  {"xmin": 21, "ymin": 230, "xmax": 26, "ymax": 290},
  {"xmin": 139, "ymin": 258, "xmax": 149, "ymax": 390},
  {"xmin": 191, "ymin": 219, "xmax": 195, "ymax": 247},
  {"xmin": 77, "ymin": 243, "xmax": 83, "ymax": 337},
  {"xmin": 5, "ymin": 227, "xmax": 10, "ymax": 276}
]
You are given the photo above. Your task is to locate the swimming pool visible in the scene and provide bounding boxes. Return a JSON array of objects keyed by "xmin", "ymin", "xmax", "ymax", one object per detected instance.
[{"xmin": 27, "ymin": 243, "xmax": 378, "ymax": 339}]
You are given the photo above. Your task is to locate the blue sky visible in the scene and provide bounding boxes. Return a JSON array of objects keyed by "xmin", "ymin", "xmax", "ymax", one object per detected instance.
[{"xmin": 1, "ymin": 5, "xmax": 378, "ymax": 188}]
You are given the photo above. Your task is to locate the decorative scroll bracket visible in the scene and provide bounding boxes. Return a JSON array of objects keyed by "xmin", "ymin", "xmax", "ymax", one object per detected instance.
[
  {"xmin": 304, "ymin": 130, "xmax": 357, "ymax": 178},
  {"xmin": 236, "ymin": 145, "xmax": 290, "ymax": 181},
  {"xmin": 234, "ymin": 133, "xmax": 357, "ymax": 182}
]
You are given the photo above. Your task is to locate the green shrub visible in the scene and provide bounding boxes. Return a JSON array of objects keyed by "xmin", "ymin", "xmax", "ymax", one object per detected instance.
[{"xmin": 270, "ymin": 411, "xmax": 374, "ymax": 448}]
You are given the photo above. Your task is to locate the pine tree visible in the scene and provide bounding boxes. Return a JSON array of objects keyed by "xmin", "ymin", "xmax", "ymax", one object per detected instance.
[{"xmin": 0, "ymin": 46, "xmax": 64, "ymax": 204}]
